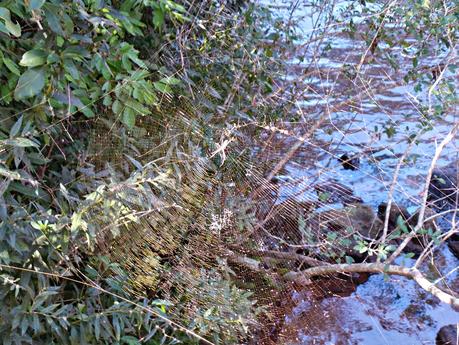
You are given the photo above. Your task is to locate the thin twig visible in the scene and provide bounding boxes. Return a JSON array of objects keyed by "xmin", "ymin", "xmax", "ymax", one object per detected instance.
[{"xmin": 387, "ymin": 123, "xmax": 459, "ymax": 264}]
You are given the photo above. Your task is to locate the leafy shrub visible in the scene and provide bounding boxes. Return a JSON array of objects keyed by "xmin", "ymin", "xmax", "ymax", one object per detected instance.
[{"xmin": 0, "ymin": 0, "xmax": 285, "ymax": 343}]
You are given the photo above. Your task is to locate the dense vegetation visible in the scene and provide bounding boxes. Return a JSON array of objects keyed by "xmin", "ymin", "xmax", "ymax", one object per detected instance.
[
  {"xmin": 0, "ymin": 0, "xmax": 286, "ymax": 343},
  {"xmin": 0, "ymin": 0, "xmax": 457, "ymax": 344}
]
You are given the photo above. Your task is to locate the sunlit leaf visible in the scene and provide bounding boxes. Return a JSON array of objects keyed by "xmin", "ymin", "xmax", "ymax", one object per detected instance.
[
  {"xmin": 19, "ymin": 50, "xmax": 47, "ymax": 67},
  {"xmin": 1, "ymin": 137, "xmax": 39, "ymax": 148},
  {"xmin": 153, "ymin": 8, "xmax": 165, "ymax": 29},
  {"xmin": 153, "ymin": 81, "xmax": 172, "ymax": 93}
]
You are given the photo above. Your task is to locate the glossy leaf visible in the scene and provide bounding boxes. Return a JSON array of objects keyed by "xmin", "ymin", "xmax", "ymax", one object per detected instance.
[
  {"xmin": 0, "ymin": 7, "xmax": 21, "ymax": 37},
  {"xmin": 1, "ymin": 138, "xmax": 39, "ymax": 148},
  {"xmin": 3, "ymin": 57, "xmax": 20, "ymax": 76},
  {"xmin": 19, "ymin": 50, "xmax": 47, "ymax": 67},
  {"xmin": 14, "ymin": 68, "xmax": 46, "ymax": 100}
]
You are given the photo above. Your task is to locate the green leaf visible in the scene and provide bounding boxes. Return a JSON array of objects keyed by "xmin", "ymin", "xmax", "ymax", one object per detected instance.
[
  {"xmin": 0, "ymin": 7, "xmax": 21, "ymax": 37},
  {"xmin": 70, "ymin": 212, "xmax": 83, "ymax": 233},
  {"xmin": 56, "ymin": 36, "xmax": 64, "ymax": 47},
  {"xmin": 396, "ymin": 215, "xmax": 409, "ymax": 233},
  {"xmin": 29, "ymin": 0, "xmax": 46, "ymax": 10},
  {"xmin": 404, "ymin": 252, "xmax": 415, "ymax": 259},
  {"xmin": 318, "ymin": 192, "xmax": 330, "ymax": 202},
  {"xmin": 153, "ymin": 8, "xmax": 164, "ymax": 29},
  {"xmin": 327, "ymin": 231, "xmax": 337, "ymax": 241},
  {"xmin": 1, "ymin": 138, "xmax": 39, "ymax": 148},
  {"xmin": 0, "ymin": 249, "xmax": 10, "ymax": 263},
  {"xmin": 153, "ymin": 81, "xmax": 172, "ymax": 93},
  {"xmin": 0, "ymin": 166, "xmax": 21, "ymax": 180},
  {"xmin": 122, "ymin": 108, "xmax": 136, "ymax": 128},
  {"xmin": 62, "ymin": 46, "xmax": 90, "ymax": 60},
  {"xmin": 62, "ymin": 12, "xmax": 74, "ymax": 35},
  {"xmin": 125, "ymin": 99, "xmax": 149, "ymax": 115},
  {"xmin": 436, "ymin": 177, "xmax": 446, "ymax": 185},
  {"xmin": 345, "ymin": 256, "xmax": 355, "ymax": 264},
  {"xmin": 43, "ymin": 4, "xmax": 64, "ymax": 36},
  {"xmin": 80, "ymin": 106, "xmax": 95, "ymax": 118},
  {"xmin": 121, "ymin": 335, "xmax": 141, "ymax": 345},
  {"xmin": 10, "ymin": 115, "xmax": 23, "ymax": 137},
  {"xmin": 3, "ymin": 58, "xmax": 20, "ymax": 76},
  {"xmin": 32, "ymin": 315, "xmax": 40, "ymax": 333},
  {"xmin": 94, "ymin": 315, "xmax": 101, "ymax": 340},
  {"xmin": 9, "ymin": 182, "xmax": 50, "ymax": 202},
  {"xmin": 151, "ymin": 299, "xmax": 174, "ymax": 307},
  {"xmin": 112, "ymin": 100, "xmax": 123, "ymax": 114},
  {"xmin": 113, "ymin": 315, "xmax": 121, "ymax": 341},
  {"xmin": 19, "ymin": 50, "xmax": 47, "ymax": 67},
  {"xmin": 353, "ymin": 242, "xmax": 368, "ymax": 254},
  {"xmin": 162, "ymin": 76, "xmax": 181, "ymax": 85},
  {"xmin": 385, "ymin": 244, "xmax": 396, "ymax": 252},
  {"xmin": 14, "ymin": 68, "xmax": 46, "ymax": 100}
]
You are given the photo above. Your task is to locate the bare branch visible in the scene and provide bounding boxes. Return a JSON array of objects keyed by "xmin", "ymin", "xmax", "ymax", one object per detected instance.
[
  {"xmin": 387, "ymin": 122, "xmax": 459, "ymax": 264},
  {"xmin": 285, "ymin": 263, "xmax": 459, "ymax": 308}
]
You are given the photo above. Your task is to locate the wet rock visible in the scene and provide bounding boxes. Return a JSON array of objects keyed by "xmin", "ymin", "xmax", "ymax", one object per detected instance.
[
  {"xmin": 262, "ymin": 198, "xmax": 381, "ymax": 260},
  {"xmin": 428, "ymin": 162, "xmax": 458, "ymax": 208},
  {"xmin": 314, "ymin": 181, "xmax": 363, "ymax": 205},
  {"xmin": 313, "ymin": 204, "xmax": 383, "ymax": 260},
  {"xmin": 339, "ymin": 154, "xmax": 360, "ymax": 170},
  {"xmin": 264, "ymin": 198, "xmax": 316, "ymax": 245},
  {"xmin": 408, "ymin": 207, "xmax": 437, "ymax": 230},
  {"xmin": 436, "ymin": 324, "xmax": 458, "ymax": 345},
  {"xmin": 405, "ymin": 207, "xmax": 438, "ymax": 254},
  {"xmin": 377, "ymin": 202, "xmax": 411, "ymax": 228},
  {"xmin": 377, "ymin": 203, "xmax": 438, "ymax": 255},
  {"xmin": 448, "ymin": 240, "xmax": 459, "ymax": 260},
  {"xmin": 316, "ymin": 204, "xmax": 382, "ymax": 239}
]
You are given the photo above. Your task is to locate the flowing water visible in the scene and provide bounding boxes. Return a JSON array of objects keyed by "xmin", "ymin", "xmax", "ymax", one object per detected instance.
[{"xmin": 262, "ymin": 1, "xmax": 459, "ymax": 343}]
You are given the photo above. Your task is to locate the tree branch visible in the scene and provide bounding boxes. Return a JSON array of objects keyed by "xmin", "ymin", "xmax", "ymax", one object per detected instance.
[
  {"xmin": 284, "ymin": 262, "xmax": 459, "ymax": 308},
  {"xmin": 245, "ymin": 248, "xmax": 327, "ymax": 268},
  {"xmin": 387, "ymin": 122, "xmax": 459, "ymax": 264}
]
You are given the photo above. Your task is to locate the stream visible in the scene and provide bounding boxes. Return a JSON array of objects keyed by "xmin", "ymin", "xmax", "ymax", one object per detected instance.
[{"xmin": 262, "ymin": 1, "xmax": 459, "ymax": 344}]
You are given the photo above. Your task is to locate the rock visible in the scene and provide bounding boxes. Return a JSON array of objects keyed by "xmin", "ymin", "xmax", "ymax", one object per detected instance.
[
  {"xmin": 377, "ymin": 202, "xmax": 411, "ymax": 228},
  {"xmin": 429, "ymin": 162, "xmax": 458, "ymax": 208},
  {"xmin": 262, "ymin": 199, "xmax": 382, "ymax": 260},
  {"xmin": 448, "ymin": 240, "xmax": 459, "ymax": 260},
  {"xmin": 405, "ymin": 207, "xmax": 438, "ymax": 254},
  {"xmin": 436, "ymin": 324, "xmax": 458, "ymax": 345},
  {"xmin": 339, "ymin": 154, "xmax": 360, "ymax": 170},
  {"xmin": 312, "ymin": 203, "xmax": 383, "ymax": 260},
  {"xmin": 377, "ymin": 203, "xmax": 438, "ymax": 255},
  {"xmin": 314, "ymin": 181, "xmax": 363, "ymax": 205},
  {"xmin": 408, "ymin": 206, "xmax": 438, "ymax": 231},
  {"xmin": 377, "ymin": 203, "xmax": 437, "ymax": 231},
  {"xmin": 264, "ymin": 198, "xmax": 316, "ymax": 245},
  {"xmin": 316, "ymin": 204, "xmax": 383, "ymax": 240}
]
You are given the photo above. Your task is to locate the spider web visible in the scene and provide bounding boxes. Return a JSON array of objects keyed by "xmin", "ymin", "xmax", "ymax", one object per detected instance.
[{"xmin": 76, "ymin": 1, "xmax": 459, "ymax": 344}]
